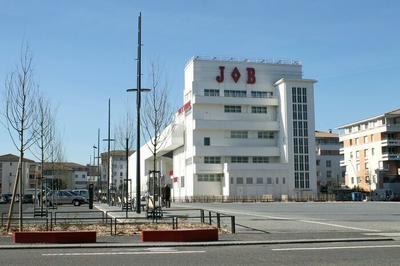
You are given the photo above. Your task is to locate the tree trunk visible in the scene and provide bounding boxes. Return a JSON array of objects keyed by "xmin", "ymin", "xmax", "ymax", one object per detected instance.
[{"xmin": 6, "ymin": 158, "xmax": 21, "ymax": 232}]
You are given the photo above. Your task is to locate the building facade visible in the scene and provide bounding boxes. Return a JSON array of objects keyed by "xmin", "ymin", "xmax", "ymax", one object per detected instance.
[
  {"xmin": 0, "ymin": 154, "xmax": 35, "ymax": 195},
  {"xmin": 101, "ymin": 150, "xmax": 133, "ymax": 195},
  {"xmin": 129, "ymin": 57, "xmax": 318, "ymax": 200},
  {"xmin": 339, "ymin": 109, "xmax": 400, "ymax": 193},
  {"xmin": 315, "ymin": 131, "xmax": 342, "ymax": 192}
]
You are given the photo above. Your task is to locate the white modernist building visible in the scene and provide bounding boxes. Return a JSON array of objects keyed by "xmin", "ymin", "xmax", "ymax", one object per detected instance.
[{"xmin": 129, "ymin": 57, "xmax": 318, "ymax": 200}]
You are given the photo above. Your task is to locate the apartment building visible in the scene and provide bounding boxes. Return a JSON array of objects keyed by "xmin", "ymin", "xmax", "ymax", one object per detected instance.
[
  {"xmin": 101, "ymin": 150, "xmax": 134, "ymax": 194},
  {"xmin": 129, "ymin": 56, "xmax": 318, "ymax": 200},
  {"xmin": 315, "ymin": 130, "xmax": 343, "ymax": 192},
  {"xmin": 339, "ymin": 109, "xmax": 400, "ymax": 193}
]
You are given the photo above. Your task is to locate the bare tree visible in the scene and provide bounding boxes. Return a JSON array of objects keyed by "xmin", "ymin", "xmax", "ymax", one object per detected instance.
[
  {"xmin": 30, "ymin": 94, "xmax": 55, "ymax": 209},
  {"xmin": 142, "ymin": 63, "xmax": 174, "ymax": 208},
  {"xmin": 114, "ymin": 110, "xmax": 135, "ymax": 150},
  {"xmin": 4, "ymin": 46, "xmax": 37, "ymax": 232}
]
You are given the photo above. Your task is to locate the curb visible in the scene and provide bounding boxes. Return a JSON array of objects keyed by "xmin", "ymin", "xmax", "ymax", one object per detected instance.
[{"xmin": 0, "ymin": 237, "xmax": 393, "ymax": 250}]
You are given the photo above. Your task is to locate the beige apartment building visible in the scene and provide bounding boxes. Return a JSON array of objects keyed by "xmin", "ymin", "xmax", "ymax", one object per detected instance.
[{"xmin": 338, "ymin": 109, "xmax": 400, "ymax": 193}]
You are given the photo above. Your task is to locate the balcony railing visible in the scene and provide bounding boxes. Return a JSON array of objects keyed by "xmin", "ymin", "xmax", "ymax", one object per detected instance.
[
  {"xmin": 381, "ymin": 139, "xmax": 400, "ymax": 146},
  {"xmin": 382, "ymin": 153, "xmax": 400, "ymax": 160}
]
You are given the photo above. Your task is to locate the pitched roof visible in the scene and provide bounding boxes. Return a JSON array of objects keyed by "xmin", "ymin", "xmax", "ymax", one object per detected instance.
[
  {"xmin": 0, "ymin": 154, "xmax": 35, "ymax": 163},
  {"xmin": 315, "ymin": 130, "xmax": 338, "ymax": 138}
]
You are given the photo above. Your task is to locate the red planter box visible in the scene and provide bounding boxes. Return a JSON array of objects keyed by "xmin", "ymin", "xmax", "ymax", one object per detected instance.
[
  {"xmin": 141, "ymin": 228, "xmax": 218, "ymax": 242},
  {"xmin": 13, "ymin": 231, "xmax": 97, "ymax": 244}
]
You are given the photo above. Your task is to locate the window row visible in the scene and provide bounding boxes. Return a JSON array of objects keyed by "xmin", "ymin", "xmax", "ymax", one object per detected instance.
[
  {"xmin": 230, "ymin": 131, "xmax": 275, "ymax": 139},
  {"xmin": 197, "ymin": 173, "xmax": 223, "ymax": 182},
  {"xmin": 224, "ymin": 105, "xmax": 268, "ymax": 114},
  {"xmin": 316, "ymin": 159, "xmax": 332, "ymax": 167},
  {"xmin": 294, "ymin": 137, "xmax": 309, "ymax": 154},
  {"xmin": 204, "ymin": 156, "xmax": 271, "ymax": 164},
  {"xmin": 231, "ymin": 176, "xmax": 286, "ymax": 185},
  {"xmin": 294, "ymin": 172, "xmax": 310, "ymax": 189},
  {"xmin": 293, "ymin": 104, "xmax": 308, "ymax": 120},
  {"xmin": 204, "ymin": 89, "xmax": 273, "ymax": 98},
  {"xmin": 293, "ymin": 121, "xmax": 308, "ymax": 137},
  {"xmin": 349, "ymin": 148, "xmax": 375, "ymax": 159},
  {"xmin": 294, "ymin": 155, "xmax": 310, "ymax": 171},
  {"xmin": 292, "ymin": 87, "xmax": 307, "ymax": 103}
]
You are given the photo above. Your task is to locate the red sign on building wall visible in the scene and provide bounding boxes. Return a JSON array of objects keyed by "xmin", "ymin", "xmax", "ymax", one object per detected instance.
[{"xmin": 216, "ymin": 66, "xmax": 256, "ymax": 84}]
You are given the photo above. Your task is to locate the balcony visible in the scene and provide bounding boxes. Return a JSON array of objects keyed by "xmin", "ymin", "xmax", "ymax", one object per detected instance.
[
  {"xmin": 382, "ymin": 153, "xmax": 400, "ymax": 161},
  {"xmin": 339, "ymin": 148, "xmax": 345, "ymax": 154},
  {"xmin": 194, "ymin": 119, "xmax": 279, "ymax": 131},
  {"xmin": 386, "ymin": 124, "xmax": 400, "ymax": 132},
  {"xmin": 381, "ymin": 139, "xmax": 400, "ymax": 146}
]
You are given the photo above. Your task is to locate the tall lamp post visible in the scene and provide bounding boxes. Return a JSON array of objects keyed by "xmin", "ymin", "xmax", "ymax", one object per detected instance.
[
  {"xmin": 92, "ymin": 145, "xmax": 97, "ymax": 187},
  {"xmin": 127, "ymin": 12, "xmax": 150, "ymax": 214},
  {"xmin": 103, "ymin": 98, "xmax": 115, "ymax": 205}
]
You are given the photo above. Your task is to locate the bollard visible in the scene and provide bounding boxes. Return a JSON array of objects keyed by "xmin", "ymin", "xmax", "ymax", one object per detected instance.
[
  {"xmin": 209, "ymin": 211, "xmax": 212, "ymax": 225},
  {"xmin": 110, "ymin": 218, "xmax": 113, "ymax": 235},
  {"xmin": 200, "ymin": 210, "xmax": 205, "ymax": 223},
  {"xmin": 217, "ymin": 213, "xmax": 221, "ymax": 229},
  {"xmin": 172, "ymin": 217, "xmax": 175, "ymax": 229},
  {"xmin": 231, "ymin": 216, "xmax": 235, "ymax": 234},
  {"xmin": 114, "ymin": 218, "xmax": 117, "ymax": 235}
]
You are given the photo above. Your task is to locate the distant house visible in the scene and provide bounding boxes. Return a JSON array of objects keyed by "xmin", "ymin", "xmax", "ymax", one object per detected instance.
[
  {"xmin": 43, "ymin": 162, "xmax": 89, "ymax": 189},
  {"xmin": 0, "ymin": 153, "xmax": 37, "ymax": 194},
  {"xmin": 101, "ymin": 150, "xmax": 134, "ymax": 194}
]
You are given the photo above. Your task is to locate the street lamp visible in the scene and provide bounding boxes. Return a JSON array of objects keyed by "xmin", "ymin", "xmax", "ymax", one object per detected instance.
[
  {"xmin": 93, "ymin": 145, "xmax": 97, "ymax": 189},
  {"xmin": 127, "ymin": 12, "xmax": 150, "ymax": 214}
]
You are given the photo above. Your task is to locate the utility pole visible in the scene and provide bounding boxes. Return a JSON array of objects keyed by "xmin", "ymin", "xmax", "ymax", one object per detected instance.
[
  {"xmin": 127, "ymin": 12, "xmax": 150, "ymax": 214},
  {"xmin": 103, "ymin": 99, "xmax": 115, "ymax": 205}
]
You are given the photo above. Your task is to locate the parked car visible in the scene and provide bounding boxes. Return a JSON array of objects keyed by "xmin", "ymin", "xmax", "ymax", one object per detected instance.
[
  {"xmin": 72, "ymin": 189, "xmax": 89, "ymax": 200},
  {"xmin": 45, "ymin": 190, "xmax": 86, "ymax": 206}
]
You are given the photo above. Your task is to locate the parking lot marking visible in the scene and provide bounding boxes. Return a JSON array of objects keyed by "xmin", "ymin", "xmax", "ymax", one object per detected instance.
[
  {"xmin": 272, "ymin": 244, "xmax": 400, "ymax": 251},
  {"xmin": 42, "ymin": 250, "xmax": 206, "ymax": 256},
  {"xmin": 195, "ymin": 206, "xmax": 380, "ymax": 232}
]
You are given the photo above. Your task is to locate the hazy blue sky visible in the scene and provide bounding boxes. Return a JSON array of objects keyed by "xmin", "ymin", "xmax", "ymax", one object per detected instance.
[{"xmin": 1, "ymin": 0, "xmax": 399, "ymax": 164}]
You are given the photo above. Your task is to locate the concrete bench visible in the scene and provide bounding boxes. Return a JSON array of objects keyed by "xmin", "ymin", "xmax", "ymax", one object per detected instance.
[
  {"xmin": 13, "ymin": 231, "xmax": 97, "ymax": 244},
  {"xmin": 141, "ymin": 228, "xmax": 218, "ymax": 242}
]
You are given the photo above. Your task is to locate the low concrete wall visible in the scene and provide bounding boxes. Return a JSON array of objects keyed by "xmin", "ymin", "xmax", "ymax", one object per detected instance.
[
  {"xmin": 141, "ymin": 228, "xmax": 218, "ymax": 242},
  {"xmin": 13, "ymin": 231, "xmax": 97, "ymax": 244}
]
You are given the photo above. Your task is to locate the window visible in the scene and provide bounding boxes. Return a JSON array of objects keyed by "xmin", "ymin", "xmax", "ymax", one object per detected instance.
[
  {"xmin": 326, "ymin": 160, "xmax": 331, "ymax": 167},
  {"xmin": 197, "ymin": 174, "xmax": 223, "ymax": 182},
  {"xmin": 75, "ymin": 174, "xmax": 78, "ymax": 178},
  {"xmin": 275, "ymin": 177, "xmax": 279, "ymax": 184},
  {"xmin": 224, "ymin": 90, "xmax": 246, "ymax": 97},
  {"xmin": 204, "ymin": 89, "xmax": 219, "ymax": 96},
  {"xmin": 371, "ymin": 148, "xmax": 375, "ymax": 156},
  {"xmin": 224, "ymin": 105, "xmax": 241, "ymax": 113},
  {"xmin": 10, "ymin": 162, "xmax": 12, "ymax": 166},
  {"xmin": 258, "ymin": 131, "xmax": 274, "ymax": 139},
  {"xmin": 267, "ymin": 177, "xmax": 272, "ymax": 184},
  {"xmin": 282, "ymin": 177, "xmax": 286, "ymax": 184},
  {"xmin": 316, "ymin": 159, "xmax": 320, "ymax": 166},
  {"xmin": 204, "ymin": 137, "xmax": 210, "ymax": 146},
  {"xmin": 246, "ymin": 177, "xmax": 253, "ymax": 184},
  {"xmin": 231, "ymin": 156, "xmax": 249, "ymax": 163},
  {"xmin": 326, "ymin": 170, "xmax": 332, "ymax": 178},
  {"xmin": 236, "ymin": 177, "xmax": 243, "ymax": 184},
  {"xmin": 252, "ymin": 156, "xmax": 269, "ymax": 163},
  {"xmin": 364, "ymin": 149, "xmax": 368, "ymax": 158},
  {"xmin": 251, "ymin": 106, "xmax": 267, "ymax": 113},
  {"xmin": 120, "ymin": 172, "xmax": 123, "ymax": 177},
  {"xmin": 231, "ymin": 131, "xmax": 248, "ymax": 139},
  {"xmin": 351, "ymin": 176, "xmax": 354, "ymax": 184},
  {"xmin": 230, "ymin": 177, "xmax": 234, "ymax": 184},
  {"xmin": 204, "ymin": 157, "xmax": 221, "ymax": 164},
  {"xmin": 355, "ymin": 138, "xmax": 359, "ymax": 145},
  {"xmin": 350, "ymin": 152, "xmax": 353, "ymax": 159},
  {"xmin": 181, "ymin": 176, "xmax": 185, "ymax": 187},
  {"xmin": 364, "ymin": 136, "xmax": 368, "ymax": 144},
  {"xmin": 371, "ymin": 134, "xmax": 374, "ymax": 142},
  {"xmin": 350, "ymin": 139, "xmax": 353, "ymax": 145},
  {"xmin": 251, "ymin": 91, "xmax": 273, "ymax": 98},
  {"xmin": 256, "ymin": 177, "xmax": 263, "ymax": 184},
  {"xmin": 356, "ymin": 151, "xmax": 360, "ymax": 159},
  {"xmin": 356, "ymin": 163, "xmax": 360, "ymax": 171}
]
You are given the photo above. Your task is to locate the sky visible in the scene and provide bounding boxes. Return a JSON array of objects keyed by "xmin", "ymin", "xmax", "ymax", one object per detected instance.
[{"xmin": 0, "ymin": 0, "xmax": 399, "ymax": 164}]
